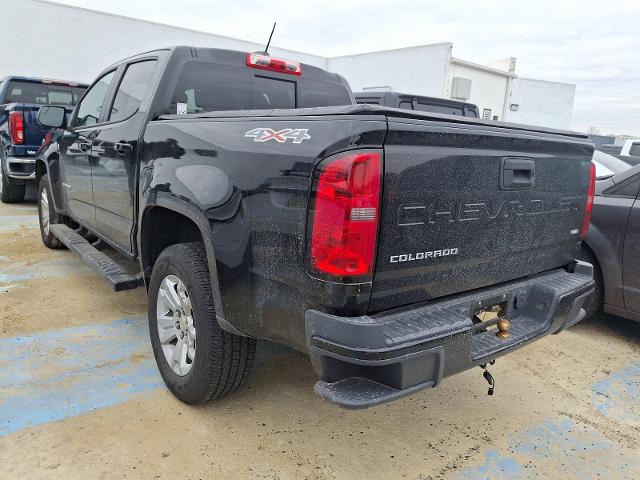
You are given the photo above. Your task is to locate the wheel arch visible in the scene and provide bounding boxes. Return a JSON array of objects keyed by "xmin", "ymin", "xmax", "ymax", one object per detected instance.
[
  {"xmin": 581, "ymin": 225, "xmax": 623, "ymax": 308},
  {"xmin": 138, "ymin": 193, "xmax": 238, "ymax": 333},
  {"xmin": 35, "ymin": 149, "xmax": 66, "ymax": 213}
]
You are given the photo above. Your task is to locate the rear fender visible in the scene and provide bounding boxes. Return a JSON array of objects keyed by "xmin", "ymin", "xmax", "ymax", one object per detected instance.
[{"xmin": 138, "ymin": 193, "xmax": 241, "ymax": 334}]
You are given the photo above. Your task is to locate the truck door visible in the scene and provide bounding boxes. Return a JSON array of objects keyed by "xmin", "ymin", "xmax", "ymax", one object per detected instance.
[
  {"xmin": 90, "ymin": 59, "xmax": 157, "ymax": 252},
  {"xmin": 623, "ymin": 191, "xmax": 640, "ymax": 312},
  {"xmin": 58, "ymin": 70, "xmax": 116, "ymax": 227}
]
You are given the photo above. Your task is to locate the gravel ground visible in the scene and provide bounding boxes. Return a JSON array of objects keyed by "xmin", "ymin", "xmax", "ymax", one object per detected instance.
[{"xmin": 0, "ymin": 200, "xmax": 638, "ymax": 480}]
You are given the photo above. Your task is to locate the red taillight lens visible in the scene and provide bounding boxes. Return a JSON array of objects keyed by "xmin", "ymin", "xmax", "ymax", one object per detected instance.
[
  {"xmin": 9, "ymin": 111, "xmax": 25, "ymax": 145},
  {"xmin": 580, "ymin": 161, "xmax": 596, "ymax": 239},
  {"xmin": 246, "ymin": 52, "xmax": 302, "ymax": 75},
  {"xmin": 311, "ymin": 151, "xmax": 382, "ymax": 278}
]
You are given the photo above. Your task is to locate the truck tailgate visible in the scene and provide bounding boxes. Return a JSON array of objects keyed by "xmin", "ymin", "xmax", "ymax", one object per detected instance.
[{"xmin": 370, "ymin": 118, "xmax": 594, "ymax": 312}]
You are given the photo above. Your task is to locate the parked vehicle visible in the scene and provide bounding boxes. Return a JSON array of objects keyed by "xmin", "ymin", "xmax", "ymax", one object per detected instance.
[
  {"xmin": 620, "ymin": 139, "xmax": 640, "ymax": 158},
  {"xmin": 0, "ymin": 76, "xmax": 87, "ymax": 202},
  {"xmin": 579, "ymin": 150, "xmax": 640, "ymax": 322},
  {"xmin": 354, "ymin": 91, "xmax": 479, "ymax": 117},
  {"xmin": 597, "ymin": 144, "xmax": 622, "ymax": 156},
  {"xmin": 36, "ymin": 46, "xmax": 595, "ymax": 409},
  {"xmin": 616, "ymin": 139, "xmax": 640, "ymax": 166}
]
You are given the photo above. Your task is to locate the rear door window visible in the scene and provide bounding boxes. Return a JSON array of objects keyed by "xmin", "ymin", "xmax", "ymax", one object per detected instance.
[
  {"xmin": 109, "ymin": 60, "xmax": 157, "ymax": 122},
  {"xmin": 630, "ymin": 143, "xmax": 640, "ymax": 156}
]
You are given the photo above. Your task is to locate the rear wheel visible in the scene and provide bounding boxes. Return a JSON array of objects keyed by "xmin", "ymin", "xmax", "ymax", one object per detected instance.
[
  {"xmin": 0, "ymin": 158, "xmax": 25, "ymax": 203},
  {"xmin": 578, "ymin": 246, "xmax": 603, "ymax": 319},
  {"xmin": 148, "ymin": 242, "xmax": 256, "ymax": 404}
]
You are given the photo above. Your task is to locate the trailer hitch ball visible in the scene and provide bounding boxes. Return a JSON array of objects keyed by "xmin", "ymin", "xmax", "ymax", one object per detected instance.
[{"xmin": 496, "ymin": 318, "xmax": 511, "ymax": 338}]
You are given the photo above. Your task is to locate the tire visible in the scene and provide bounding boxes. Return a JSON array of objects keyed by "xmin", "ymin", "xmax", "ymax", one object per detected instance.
[
  {"xmin": 38, "ymin": 174, "xmax": 74, "ymax": 249},
  {"xmin": 148, "ymin": 242, "xmax": 256, "ymax": 404},
  {"xmin": 0, "ymin": 159, "xmax": 25, "ymax": 203},
  {"xmin": 578, "ymin": 246, "xmax": 603, "ymax": 320}
]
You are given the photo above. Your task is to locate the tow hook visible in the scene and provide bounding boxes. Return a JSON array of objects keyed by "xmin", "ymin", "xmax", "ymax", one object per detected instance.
[{"xmin": 480, "ymin": 361, "xmax": 496, "ymax": 395}]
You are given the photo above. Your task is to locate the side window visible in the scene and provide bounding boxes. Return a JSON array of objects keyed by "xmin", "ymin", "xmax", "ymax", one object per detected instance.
[
  {"xmin": 109, "ymin": 60, "xmax": 157, "ymax": 122},
  {"xmin": 74, "ymin": 71, "xmax": 115, "ymax": 128},
  {"xmin": 630, "ymin": 143, "xmax": 640, "ymax": 157}
]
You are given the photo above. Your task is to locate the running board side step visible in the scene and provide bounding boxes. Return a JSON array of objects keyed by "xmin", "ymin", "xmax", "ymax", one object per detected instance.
[{"xmin": 50, "ymin": 224, "xmax": 139, "ymax": 292}]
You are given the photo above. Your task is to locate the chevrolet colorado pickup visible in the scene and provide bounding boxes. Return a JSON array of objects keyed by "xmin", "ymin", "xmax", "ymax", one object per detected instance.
[
  {"xmin": 36, "ymin": 46, "xmax": 595, "ymax": 408},
  {"xmin": 0, "ymin": 76, "xmax": 86, "ymax": 202}
]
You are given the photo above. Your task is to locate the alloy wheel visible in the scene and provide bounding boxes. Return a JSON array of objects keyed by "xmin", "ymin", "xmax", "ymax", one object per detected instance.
[{"xmin": 156, "ymin": 274, "xmax": 196, "ymax": 376}]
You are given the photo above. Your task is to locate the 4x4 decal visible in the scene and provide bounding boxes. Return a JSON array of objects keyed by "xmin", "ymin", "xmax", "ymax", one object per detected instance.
[{"xmin": 244, "ymin": 127, "xmax": 311, "ymax": 144}]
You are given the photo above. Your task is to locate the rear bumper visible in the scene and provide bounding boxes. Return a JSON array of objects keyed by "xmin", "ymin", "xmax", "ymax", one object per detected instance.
[
  {"xmin": 4, "ymin": 156, "xmax": 36, "ymax": 180},
  {"xmin": 305, "ymin": 261, "xmax": 594, "ymax": 409}
]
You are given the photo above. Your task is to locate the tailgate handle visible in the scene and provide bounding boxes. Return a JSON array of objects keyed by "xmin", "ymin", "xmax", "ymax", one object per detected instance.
[{"xmin": 501, "ymin": 158, "xmax": 535, "ymax": 189}]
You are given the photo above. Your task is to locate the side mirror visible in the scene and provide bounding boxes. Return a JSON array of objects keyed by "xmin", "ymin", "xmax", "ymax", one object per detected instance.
[{"xmin": 37, "ymin": 106, "xmax": 66, "ymax": 128}]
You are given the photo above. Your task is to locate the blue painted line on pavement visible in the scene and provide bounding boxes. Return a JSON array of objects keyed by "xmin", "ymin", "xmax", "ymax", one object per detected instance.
[
  {"xmin": 0, "ymin": 257, "xmax": 82, "ymax": 289},
  {"xmin": 592, "ymin": 360, "xmax": 640, "ymax": 425},
  {"xmin": 0, "ymin": 318, "xmax": 161, "ymax": 436},
  {"xmin": 453, "ymin": 416, "xmax": 640, "ymax": 479},
  {"xmin": 0, "ymin": 215, "xmax": 39, "ymax": 232}
]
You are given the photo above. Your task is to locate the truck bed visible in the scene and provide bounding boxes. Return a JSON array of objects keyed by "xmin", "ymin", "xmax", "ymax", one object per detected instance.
[{"xmin": 159, "ymin": 104, "xmax": 588, "ymax": 140}]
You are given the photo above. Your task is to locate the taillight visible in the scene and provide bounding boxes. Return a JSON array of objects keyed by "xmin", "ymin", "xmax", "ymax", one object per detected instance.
[
  {"xmin": 9, "ymin": 111, "xmax": 25, "ymax": 145},
  {"xmin": 580, "ymin": 161, "xmax": 596, "ymax": 239},
  {"xmin": 246, "ymin": 52, "xmax": 302, "ymax": 76},
  {"xmin": 310, "ymin": 151, "xmax": 382, "ymax": 278}
]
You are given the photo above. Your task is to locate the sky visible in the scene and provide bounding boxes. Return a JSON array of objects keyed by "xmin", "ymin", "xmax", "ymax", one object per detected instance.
[{"xmin": 54, "ymin": 0, "xmax": 640, "ymax": 136}]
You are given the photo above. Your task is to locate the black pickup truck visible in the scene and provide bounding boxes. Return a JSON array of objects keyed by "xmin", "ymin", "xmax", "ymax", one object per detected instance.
[{"xmin": 36, "ymin": 46, "xmax": 595, "ymax": 409}]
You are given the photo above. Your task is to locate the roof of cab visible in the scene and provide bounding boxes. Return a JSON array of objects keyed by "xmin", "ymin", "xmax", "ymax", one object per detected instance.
[
  {"xmin": 103, "ymin": 46, "xmax": 348, "ymax": 84},
  {"xmin": 1, "ymin": 75, "xmax": 88, "ymax": 86}
]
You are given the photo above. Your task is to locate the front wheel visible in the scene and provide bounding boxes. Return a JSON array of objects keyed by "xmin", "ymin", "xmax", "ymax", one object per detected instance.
[
  {"xmin": 148, "ymin": 242, "xmax": 256, "ymax": 404},
  {"xmin": 37, "ymin": 174, "xmax": 64, "ymax": 249}
]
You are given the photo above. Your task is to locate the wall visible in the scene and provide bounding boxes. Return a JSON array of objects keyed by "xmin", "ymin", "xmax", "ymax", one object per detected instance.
[
  {"xmin": 1, "ymin": 0, "xmax": 327, "ymax": 83},
  {"xmin": 3, "ymin": 0, "xmax": 576, "ymax": 131},
  {"xmin": 327, "ymin": 43, "xmax": 452, "ymax": 96},
  {"xmin": 445, "ymin": 60, "xmax": 511, "ymax": 121},
  {"xmin": 504, "ymin": 78, "xmax": 575, "ymax": 130}
]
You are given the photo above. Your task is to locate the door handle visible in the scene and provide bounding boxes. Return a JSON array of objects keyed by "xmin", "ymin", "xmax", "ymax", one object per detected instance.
[
  {"xmin": 501, "ymin": 157, "xmax": 535, "ymax": 190},
  {"xmin": 114, "ymin": 142, "xmax": 133, "ymax": 155}
]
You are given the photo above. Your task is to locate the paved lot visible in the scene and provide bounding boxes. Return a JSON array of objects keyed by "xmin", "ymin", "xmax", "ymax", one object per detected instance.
[{"xmin": 0, "ymin": 199, "xmax": 638, "ymax": 479}]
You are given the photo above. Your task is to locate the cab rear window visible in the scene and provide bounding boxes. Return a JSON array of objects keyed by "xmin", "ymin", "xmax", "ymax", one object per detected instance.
[
  {"xmin": 5, "ymin": 80, "xmax": 85, "ymax": 106},
  {"xmin": 167, "ymin": 60, "xmax": 350, "ymax": 114}
]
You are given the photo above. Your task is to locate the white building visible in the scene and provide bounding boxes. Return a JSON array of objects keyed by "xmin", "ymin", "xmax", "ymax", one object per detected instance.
[{"xmin": 3, "ymin": 0, "xmax": 576, "ymax": 129}]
